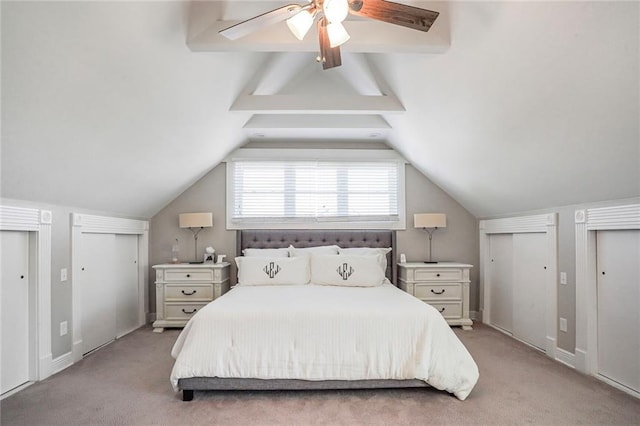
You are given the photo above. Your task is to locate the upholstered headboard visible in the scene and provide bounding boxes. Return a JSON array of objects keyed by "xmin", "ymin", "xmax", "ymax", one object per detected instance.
[{"xmin": 236, "ymin": 230, "xmax": 397, "ymax": 285}]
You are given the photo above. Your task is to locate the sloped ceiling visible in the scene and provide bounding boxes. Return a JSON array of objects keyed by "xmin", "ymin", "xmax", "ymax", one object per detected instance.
[{"xmin": 1, "ymin": 1, "xmax": 638, "ymax": 219}]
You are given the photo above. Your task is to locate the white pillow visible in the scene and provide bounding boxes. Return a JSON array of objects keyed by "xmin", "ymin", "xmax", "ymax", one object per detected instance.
[
  {"xmin": 288, "ymin": 244, "xmax": 340, "ymax": 257},
  {"xmin": 338, "ymin": 247, "xmax": 392, "ymax": 272},
  {"xmin": 235, "ymin": 256, "xmax": 310, "ymax": 286},
  {"xmin": 242, "ymin": 247, "xmax": 290, "ymax": 257},
  {"xmin": 310, "ymin": 254, "xmax": 385, "ymax": 287}
]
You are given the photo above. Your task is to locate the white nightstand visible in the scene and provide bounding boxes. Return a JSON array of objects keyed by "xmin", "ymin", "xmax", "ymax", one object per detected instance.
[
  {"xmin": 398, "ymin": 262, "xmax": 473, "ymax": 330},
  {"xmin": 152, "ymin": 263, "xmax": 230, "ymax": 332}
]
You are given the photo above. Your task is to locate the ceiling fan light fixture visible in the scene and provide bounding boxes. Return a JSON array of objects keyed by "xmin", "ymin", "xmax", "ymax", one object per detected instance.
[
  {"xmin": 286, "ymin": 9, "xmax": 315, "ymax": 40},
  {"xmin": 326, "ymin": 21, "xmax": 350, "ymax": 47},
  {"xmin": 323, "ymin": 0, "xmax": 349, "ymax": 23}
]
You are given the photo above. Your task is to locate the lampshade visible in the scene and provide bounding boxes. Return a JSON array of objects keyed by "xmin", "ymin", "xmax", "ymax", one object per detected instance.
[
  {"xmin": 327, "ymin": 22, "xmax": 350, "ymax": 47},
  {"xmin": 287, "ymin": 9, "xmax": 314, "ymax": 40},
  {"xmin": 179, "ymin": 213, "xmax": 213, "ymax": 229},
  {"xmin": 323, "ymin": 0, "xmax": 349, "ymax": 23},
  {"xmin": 414, "ymin": 213, "xmax": 447, "ymax": 229}
]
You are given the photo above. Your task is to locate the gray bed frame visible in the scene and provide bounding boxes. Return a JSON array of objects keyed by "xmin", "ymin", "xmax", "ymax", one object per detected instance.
[{"xmin": 178, "ymin": 229, "xmax": 429, "ymax": 401}]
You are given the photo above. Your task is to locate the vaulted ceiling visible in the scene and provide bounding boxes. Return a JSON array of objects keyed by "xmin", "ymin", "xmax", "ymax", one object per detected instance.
[{"xmin": 2, "ymin": 1, "xmax": 638, "ymax": 218}]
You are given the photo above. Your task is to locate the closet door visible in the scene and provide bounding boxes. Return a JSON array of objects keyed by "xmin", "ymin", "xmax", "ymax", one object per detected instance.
[
  {"xmin": 1, "ymin": 231, "xmax": 30, "ymax": 394},
  {"xmin": 512, "ymin": 232, "xmax": 547, "ymax": 350},
  {"xmin": 115, "ymin": 234, "xmax": 139, "ymax": 337},
  {"xmin": 81, "ymin": 233, "xmax": 116, "ymax": 355},
  {"xmin": 488, "ymin": 234, "xmax": 513, "ymax": 333},
  {"xmin": 596, "ymin": 230, "xmax": 640, "ymax": 393}
]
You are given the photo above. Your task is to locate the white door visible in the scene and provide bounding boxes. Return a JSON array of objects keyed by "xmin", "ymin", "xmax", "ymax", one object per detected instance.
[
  {"xmin": 488, "ymin": 234, "xmax": 513, "ymax": 333},
  {"xmin": 596, "ymin": 230, "xmax": 640, "ymax": 393},
  {"xmin": 115, "ymin": 234, "xmax": 139, "ymax": 337},
  {"xmin": 1, "ymin": 231, "xmax": 30, "ymax": 394},
  {"xmin": 81, "ymin": 233, "xmax": 116, "ymax": 355},
  {"xmin": 512, "ymin": 232, "xmax": 548, "ymax": 350}
]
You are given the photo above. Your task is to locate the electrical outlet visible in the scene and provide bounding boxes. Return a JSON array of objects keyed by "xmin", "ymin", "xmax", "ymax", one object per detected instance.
[
  {"xmin": 560, "ymin": 272, "xmax": 567, "ymax": 285},
  {"xmin": 559, "ymin": 317, "xmax": 567, "ymax": 332},
  {"xmin": 60, "ymin": 321, "xmax": 68, "ymax": 336},
  {"xmin": 60, "ymin": 268, "xmax": 68, "ymax": 282}
]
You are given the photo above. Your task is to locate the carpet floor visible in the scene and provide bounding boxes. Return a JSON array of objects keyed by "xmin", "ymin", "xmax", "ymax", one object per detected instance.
[{"xmin": 1, "ymin": 323, "xmax": 638, "ymax": 425}]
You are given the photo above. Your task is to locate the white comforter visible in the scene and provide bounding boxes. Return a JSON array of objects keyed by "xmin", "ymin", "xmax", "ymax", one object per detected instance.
[{"xmin": 170, "ymin": 283, "xmax": 479, "ymax": 400}]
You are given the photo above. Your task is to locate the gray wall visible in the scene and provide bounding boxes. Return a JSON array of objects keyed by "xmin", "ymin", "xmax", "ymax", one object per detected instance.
[
  {"xmin": 4, "ymin": 183, "xmax": 636, "ymax": 362},
  {"xmin": 0, "ymin": 197, "xmax": 145, "ymax": 359},
  {"xmin": 149, "ymin": 162, "xmax": 481, "ymax": 313}
]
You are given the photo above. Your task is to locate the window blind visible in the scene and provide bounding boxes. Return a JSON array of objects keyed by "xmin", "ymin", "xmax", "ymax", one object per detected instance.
[{"xmin": 230, "ymin": 160, "xmax": 401, "ymax": 224}]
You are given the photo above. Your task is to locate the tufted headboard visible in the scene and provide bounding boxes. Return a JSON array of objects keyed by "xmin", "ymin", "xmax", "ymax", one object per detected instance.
[{"xmin": 236, "ymin": 230, "xmax": 397, "ymax": 285}]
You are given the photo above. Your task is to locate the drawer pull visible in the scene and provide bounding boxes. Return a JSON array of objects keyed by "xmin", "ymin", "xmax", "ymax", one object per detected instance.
[
  {"xmin": 181, "ymin": 290, "xmax": 196, "ymax": 296},
  {"xmin": 182, "ymin": 308, "xmax": 197, "ymax": 314},
  {"xmin": 431, "ymin": 289, "xmax": 445, "ymax": 295},
  {"xmin": 186, "ymin": 274, "xmax": 191, "ymax": 278},
  {"xmin": 439, "ymin": 307, "xmax": 446, "ymax": 313}
]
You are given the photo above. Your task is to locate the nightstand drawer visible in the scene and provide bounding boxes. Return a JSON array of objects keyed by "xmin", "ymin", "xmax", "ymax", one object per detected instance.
[
  {"xmin": 164, "ymin": 303, "xmax": 207, "ymax": 320},
  {"xmin": 415, "ymin": 269, "xmax": 462, "ymax": 281},
  {"xmin": 164, "ymin": 269, "xmax": 214, "ymax": 282},
  {"xmin": 397, "ymin": 263, "xmax": 473, "ymax": 330},
  {"xmin": 153, "ymin": 263, "xmax": 231, "ymax": 332},
  {"xmin": 414, "ymin": 283, "xmax": 462, "ymax": 300},
  {"xmin": 428, "ymin": 301, "xmax": 462, "ymax": 319},
  {"xmin": 164, "ymin": 284, "xmax": 213, "ymax": 301}
]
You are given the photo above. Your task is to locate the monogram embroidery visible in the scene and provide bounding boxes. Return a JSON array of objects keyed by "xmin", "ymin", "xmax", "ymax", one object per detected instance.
[
  {"xmin": 263, "ymin": 261, "xmax": 281, "ymax": 279},
  {"xmin": 336, "ymin": 263, "xmax": 354, "ymax": 280}
]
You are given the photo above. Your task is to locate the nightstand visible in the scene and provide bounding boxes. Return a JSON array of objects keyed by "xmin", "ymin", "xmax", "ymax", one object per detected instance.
[
  {"xmin": 398, "ymin": 262, "xmax": 473, "ymax": 330},
  {"xmin": 152, "ymin": 263, "xmax": 230, "ymax": 332}
]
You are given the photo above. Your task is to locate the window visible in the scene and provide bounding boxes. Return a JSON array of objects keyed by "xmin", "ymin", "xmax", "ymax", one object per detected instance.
[{"xmin": 226, "ymin": 149, "xmax": 406, "ymax": 229}]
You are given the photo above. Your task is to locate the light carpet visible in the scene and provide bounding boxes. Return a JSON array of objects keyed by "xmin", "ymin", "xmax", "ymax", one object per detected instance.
[{"xmin": 1, "ymin": 323, "xmax": 638, "ymax": 425}]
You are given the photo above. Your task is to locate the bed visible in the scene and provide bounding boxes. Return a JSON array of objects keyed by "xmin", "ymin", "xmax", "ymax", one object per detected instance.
[{"xmin": 171, "ymin": 230, "xmax": 479, "ymax": 401}]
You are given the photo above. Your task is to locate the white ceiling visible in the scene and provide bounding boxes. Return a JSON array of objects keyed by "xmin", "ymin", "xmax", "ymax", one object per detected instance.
[{"xmin": 1, "ymin": 1, "xmax": 638, "ymax": 218}]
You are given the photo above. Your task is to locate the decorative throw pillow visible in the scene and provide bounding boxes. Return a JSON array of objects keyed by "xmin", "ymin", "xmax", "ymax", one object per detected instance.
[
  {"xmin": 310, "ymin": 254, "xmax": 385, "ymax": 287},
  {"xmin": 242, "ymin": 247, "xmax": 290, "ymax": 257},
  {"xmin": 338, "ymin": 247, "xmax": 392, "ymax": 273},
  {"xmin": 288, "ymin": 244, "xmax": 340, "ymax": 257},
  {"xmin": 235, "ymin": 256, "xmax": 310, "ymax": 285}
]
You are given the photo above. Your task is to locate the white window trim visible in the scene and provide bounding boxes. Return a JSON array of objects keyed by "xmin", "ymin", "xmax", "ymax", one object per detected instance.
[{"xmin": 224, "ymin": 149, "xmax": 407, "ymax": 230}]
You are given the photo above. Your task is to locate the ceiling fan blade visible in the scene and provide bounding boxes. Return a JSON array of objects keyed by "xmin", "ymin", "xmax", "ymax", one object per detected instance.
[
  {"xmin": 318, "ymin": 18, "xmax": 342, "ymax": 70},
  {"xmin": 219, "ymin": 4, "xmax": 303, "ymax": 40},
  {"xmin": 348, "ymin": 0, "xmax": 439, "ymax": 32}
]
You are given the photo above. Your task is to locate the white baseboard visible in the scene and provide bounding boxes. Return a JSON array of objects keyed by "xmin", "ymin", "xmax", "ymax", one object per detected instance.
[
  {"xmin": 38, "ymin": 353, "xmax": 53, "ymax": 380},
  {"xmin": 545, "ymin": 336, "xmax": 557, "ymax": 360},
  {"xmin": 51, "ymin": 351, "xmax": 74, "ymax": 375},
  {"xmin": 595, "ymin": 373, "xmax": 640, "ymax": 399},
  {"xmin": 1, "ymin": 382, "xmax": 33, "ymax": 400},
  {"xmin": 72, "ymin": 339, "xmax": 83, "ymax": 362},
  {"xmin": 555, "ymin": 347, "xmax": 576, "ymax": 368},
  {"xmin": 575, "ymin": 348, "xmax": 588, "ymax": 373}
]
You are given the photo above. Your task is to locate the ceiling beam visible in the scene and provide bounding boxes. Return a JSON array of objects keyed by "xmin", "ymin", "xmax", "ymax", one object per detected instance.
[
  {"xmin": 230, "ymin": 93, "xmax": 405, "ymax": 114},
  {"xmin": 243, "ymin": 114, "xmax": 392, "ymax": 129}
]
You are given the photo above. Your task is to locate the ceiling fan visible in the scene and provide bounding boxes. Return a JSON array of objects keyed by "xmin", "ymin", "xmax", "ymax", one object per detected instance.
[{"xmin": 219, "ymin": 0, "xmax": 439, "ymax": 70}]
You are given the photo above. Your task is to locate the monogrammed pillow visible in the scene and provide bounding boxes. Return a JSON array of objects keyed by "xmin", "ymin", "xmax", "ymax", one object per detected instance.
[
  {"xmin": 337, "ymin": 247, "xmax": 391, "ymax": 273},
  {"xmin": 310, "ymin": 254, "xmax": 385, "ymax": 287},
  {"xmin": 235, "ymin": 256, "xmax": 310, "ymax": 286},
  {"xmin": 288, "ymin": 244, "xmax": 340, "ymax": 257},
  {"xmin": 242, "ymin": 247, "xmax": 290, "ymax": 257}
]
